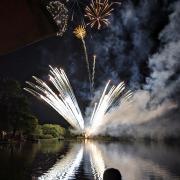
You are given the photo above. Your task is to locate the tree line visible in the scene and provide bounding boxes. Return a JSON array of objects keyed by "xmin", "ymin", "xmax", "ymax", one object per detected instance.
[{"xmin": 0, "ymin": 78, "xmax": 66, "ymax": 141}]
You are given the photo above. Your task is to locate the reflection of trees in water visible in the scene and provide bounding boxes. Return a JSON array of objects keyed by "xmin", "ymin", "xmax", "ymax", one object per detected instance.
[
  {"xmin": 0, "ymin": 143, "xmax": 39, "ymax": 180},
  {"xmin": 37, "ymin": 140, "xmax": 65, "ymax": 154},
  {"xmin": 31, "ymin": 140, "xmax": 68, "ymax": 177},
  {"xmin": 0, "ymin": 141, "xmax": 69, "ymax": 179}
]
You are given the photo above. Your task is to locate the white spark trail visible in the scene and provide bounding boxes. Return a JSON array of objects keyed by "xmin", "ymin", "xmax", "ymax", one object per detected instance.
[
  {"xmin": 24, "ymin": 65, "xmax": 84, "ymax": 130},
  {"xmin": 82, "ymin": 38, "xmax": 92, "ymax": 93},
  {"xmin": 24, "ymin": 65, "xmax": 132, "ymax": 134},
  {"xmin": 88, "ymin": 80, "xmax": 132, "ymax": 136},
  {"xmin": 91, "ymin": 55, "xmax": 96, "ymax": 91}
]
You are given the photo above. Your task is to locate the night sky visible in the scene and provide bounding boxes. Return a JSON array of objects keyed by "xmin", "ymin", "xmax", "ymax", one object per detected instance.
[{"xmin": 0, "ymin": 0, "xmax": 179, "ymax": 134}]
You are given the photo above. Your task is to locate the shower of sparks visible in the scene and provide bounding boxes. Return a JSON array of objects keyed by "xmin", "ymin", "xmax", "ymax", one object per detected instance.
[
  {"xmin": 24, "ymin": 65, "xmax": 84, "ymax": 131},
  {"xmin": 24, "ymin": 66, "xmax": 132, "ymax": 135},
  {"xmin": 73, "ymin": 26, "xmax": 92, "ymax": 92},
  {"xmin": 87, "ymin": 80, "xmax": 133, "ymax": 136},
  {"xmin": 85, "ymin": 0, "xmax": 121, "ymax": 29},
  {"xmin": 91, "ymin": 55, "xmax": 96, "ymax": 91},
  {"xmin": 46, "ymin": 1, "xmax": 68, "ymax": 36}
]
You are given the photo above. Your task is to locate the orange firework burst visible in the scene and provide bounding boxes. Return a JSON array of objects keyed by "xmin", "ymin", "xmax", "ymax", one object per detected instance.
[
  {"xmin": 85, "ymin": 0, "xmax": 121, "ymax": 29},
  {"xmin": 73, "ymin": 25, "xmax": 86, "ymax": 39}
]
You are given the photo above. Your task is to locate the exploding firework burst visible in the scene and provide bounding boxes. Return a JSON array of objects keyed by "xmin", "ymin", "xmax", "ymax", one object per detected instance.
[
  {"xmin": 73, "ymin": 25, "xmax": 86, "ymax": 39},
  {"xmin": 24, "ymin": 65, "xmax": 132, "ymax": 135},
  {"xmin": 46, "ymin": 1, "xmax": 68, "ymax": 36},
  {"xmin": 85, "ymin": 0, "xmax": 121, "ymax": 29}
]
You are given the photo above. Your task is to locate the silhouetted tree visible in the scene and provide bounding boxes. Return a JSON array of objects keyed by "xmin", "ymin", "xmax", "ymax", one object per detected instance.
[{"xmin": 0, "ymin": 78, "xmax": 38, "ymax": 137}]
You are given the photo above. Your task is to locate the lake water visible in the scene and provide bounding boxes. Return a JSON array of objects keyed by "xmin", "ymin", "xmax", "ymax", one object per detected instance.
[{"xmin": 0, "ymin": 140, "xmax": 180, "ymax": 180}]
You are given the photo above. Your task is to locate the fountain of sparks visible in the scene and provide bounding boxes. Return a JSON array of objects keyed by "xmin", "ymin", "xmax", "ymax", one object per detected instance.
[
  {"xmin": 24, "ymin": 65, "xmax": 84, "ymax": 131},
  {"xmin": 24, "ymin": 66, "xmax": 132, "ymax": 135},
  {"xmin": 86, "ymin": 80, "xmax": 133, "ymax": 136}
]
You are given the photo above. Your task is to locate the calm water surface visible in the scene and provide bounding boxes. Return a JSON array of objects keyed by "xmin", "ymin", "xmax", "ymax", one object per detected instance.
[{"xmin": 0, "ymin": 140, "xmax": 180, "ymax": 180}]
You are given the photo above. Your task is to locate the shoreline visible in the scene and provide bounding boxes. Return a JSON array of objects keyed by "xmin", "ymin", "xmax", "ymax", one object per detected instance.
[{"xmin": 0, "ymin": 135, "xmax": 180, "ymax": 145}]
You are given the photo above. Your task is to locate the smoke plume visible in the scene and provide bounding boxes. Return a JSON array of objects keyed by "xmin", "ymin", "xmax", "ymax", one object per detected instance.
[{"xmin": 88, "ymin": 0, "xmax": 180, "ymax": 138}]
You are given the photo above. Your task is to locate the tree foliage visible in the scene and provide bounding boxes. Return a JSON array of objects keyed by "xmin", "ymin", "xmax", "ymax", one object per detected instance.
[
  {"xmin": 41, "ymin": 124, "xmax": 66, "ymax": 138},
  {"xmin": 0, "ymin": 78, "xmax": 38, "ymax": 135}
]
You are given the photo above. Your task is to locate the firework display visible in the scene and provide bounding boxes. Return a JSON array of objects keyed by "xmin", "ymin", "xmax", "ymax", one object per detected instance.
[
  {"xmin": 45, "ymin": 0, "xmax": 121, "ymax": 34},
  {"xmin": 85, "ymin": 0, "xmax": 121, "ymax": 29},
  {"xmin": 73, "ymin": 25, "xmax": 92, "ymax": 92},
  {"xmin": 24, "ymin": 66, "xmax": 84, "ymax": 130},
  {"xmin": 87, "ymin": 80, "xmax": 133, "ymax": 136},
  {"xmin": 25, "ymin": 66, "xmax": 132, "ymax": 135},
  {"xmin": 24, "ymin": 1, "xmax": 129, "ymax": 136},
  {"xmin": 73, "ymin": 25, "xmax": 86, "ymax": 39},
  {"xmin": 46, "ymin": 1, "xmax": 68, "ymax": 36}
]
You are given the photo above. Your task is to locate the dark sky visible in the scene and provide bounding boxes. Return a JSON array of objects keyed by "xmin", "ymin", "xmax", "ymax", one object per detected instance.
[
  {"xmin": 0, "ymin": 0, "xmax": 179, "ymax": 127},
  {"xmin": 0, "ymin": 31, "xmax": 82, "ymax": 125}
]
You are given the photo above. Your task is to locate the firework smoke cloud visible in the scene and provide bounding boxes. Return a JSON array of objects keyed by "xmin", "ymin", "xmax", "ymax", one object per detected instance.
[{"xmin": 88, "ymin": 0, "xmax": 180, "ymax": 138}]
